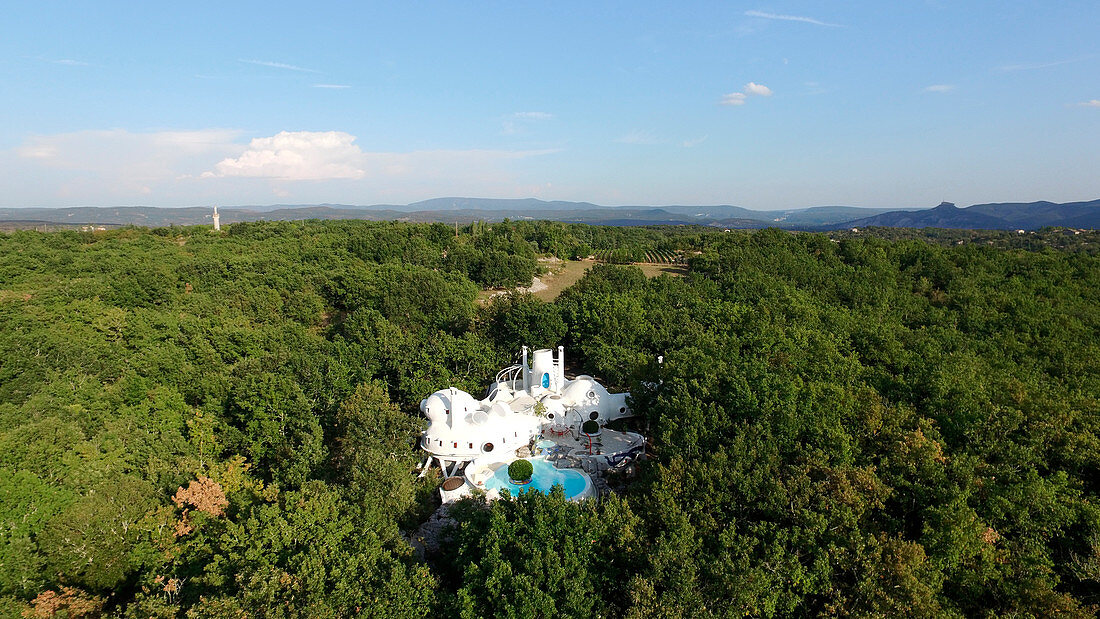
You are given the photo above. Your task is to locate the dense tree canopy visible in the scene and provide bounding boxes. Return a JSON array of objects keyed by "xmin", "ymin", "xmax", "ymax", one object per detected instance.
[{"xmin": 0, "ymin": 220, "xmax": 1097, "ymax": 616}]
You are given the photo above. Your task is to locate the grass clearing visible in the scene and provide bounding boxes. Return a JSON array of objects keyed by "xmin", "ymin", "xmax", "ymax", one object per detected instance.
[
  {"xmin": 533, "ymin": 259, "xmax": 592, "ymax": 301},
  {"xmin": 637, "ymin": 263, "xmax": 688, "ymax": 278}
]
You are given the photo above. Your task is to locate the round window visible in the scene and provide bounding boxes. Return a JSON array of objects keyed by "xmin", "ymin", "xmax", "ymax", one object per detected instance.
[
  {"xmin": 547, "ymin": 413, "xmax": 554, "ymax": 419},
  {"xmin": 482, "ymin": 442, "xmax": 495, "ymax": 453},
  {"xmin": 620, "ymin": 406, "xmax": 627, "ymax": 413},
  {"xmin": 587, "ymin": 390, "xmax": 597, "ymax": 399},
  {"xmin": 589, "ymin": 411, "xmax": 599, "ymax": 421}
]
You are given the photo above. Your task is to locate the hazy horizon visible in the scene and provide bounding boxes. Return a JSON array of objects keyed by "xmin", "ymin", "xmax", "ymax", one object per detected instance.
[{"xmin": 0, "ymin": 198, "xmax": 965, "ymax": 213}]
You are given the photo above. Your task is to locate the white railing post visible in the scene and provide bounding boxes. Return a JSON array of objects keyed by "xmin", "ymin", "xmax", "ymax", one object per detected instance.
[
  {"xmin": 521, "ymin": 346, "xmax": 529, "ymax": 392},
  {"xmin": 557, "ymin": 345, "xmax": 565, "ymax": 390}
]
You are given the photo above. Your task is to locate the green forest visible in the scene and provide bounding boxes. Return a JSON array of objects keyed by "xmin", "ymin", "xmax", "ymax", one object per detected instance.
[{"xmin": 1, "ymin": 220, "xmax": 1098, "ymax": 617}]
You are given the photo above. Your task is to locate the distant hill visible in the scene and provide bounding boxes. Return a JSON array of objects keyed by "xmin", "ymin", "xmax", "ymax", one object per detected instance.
[
  {"xmin": 0, "ymin": 205, "xmax": 405, "ymax": 227},
  {"xmin": 776, "ymin": 206, "xmax": 903, "ymax": 226},
  {"xmin": 402, "ymin": 197, "xmax": 600, "ymax": 212},
  {"xmin": 2, "ymin": 198, "xmax": 1096, "ymax": 231},
  {"xmin": 0, "ymin": 201, "xmax": 893, "ymax": 229},
  {"xmin": 400, "ymin": 200, "xmax": 898, "ymax": 224},
  {"xmin": 0, "ymin": 206, "xmax": 214, "ymax": 226},
  {"xmin": 966, "ymin": 199, "xmax": 1100, "ymax": 228},
  {"xmin": 837, "ymin": 199, "xmax": 1100, "ymax": 231},
  {"xmin": 840, "ymin": 202, "xmax": 1007, "ymax": 230}
]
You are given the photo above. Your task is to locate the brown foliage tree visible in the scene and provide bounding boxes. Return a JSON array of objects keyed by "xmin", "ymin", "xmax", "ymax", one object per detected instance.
[{"xmin": 172, "ymin": 476, "xmax": 228, "ymax": 517}]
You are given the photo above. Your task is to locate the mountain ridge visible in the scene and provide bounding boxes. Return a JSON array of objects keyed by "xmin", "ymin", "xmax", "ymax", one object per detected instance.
[
  {"xmin": 839, "ymin": 199, "xmax": 1100, "ymax": 230},
  {"xmin": 1, "ymin": 198, "xmax": 1096, "ymax": 230}
]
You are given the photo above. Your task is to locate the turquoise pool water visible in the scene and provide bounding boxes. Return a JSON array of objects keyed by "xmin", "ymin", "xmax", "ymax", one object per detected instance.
[{"xmin": 484, "ymin": 458, "xmax": 590, "ymax": 499}]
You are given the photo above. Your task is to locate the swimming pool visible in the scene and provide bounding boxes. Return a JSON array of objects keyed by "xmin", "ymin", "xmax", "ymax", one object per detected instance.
[{"xmin": 483, "ymin": 458, "xmax": 591, "ymax": 500}]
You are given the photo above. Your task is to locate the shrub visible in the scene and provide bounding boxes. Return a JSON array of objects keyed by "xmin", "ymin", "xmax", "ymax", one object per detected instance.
[
  {"xmin": 508, "ymin": 459, "xmax": 533, "ymax": 482},
  {"xmin": 582, "ymin": 420, "xmax": 600, "ymax": 435}
]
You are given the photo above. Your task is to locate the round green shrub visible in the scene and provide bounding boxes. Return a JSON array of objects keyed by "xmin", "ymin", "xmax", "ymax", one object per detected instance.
[
  {"xmin": 582, "ymin": 420, "xmax": 600, "ymax": 435},
  {"xmin": 508, "ymin": 459, "xmax": 533, "ymax": 483}
]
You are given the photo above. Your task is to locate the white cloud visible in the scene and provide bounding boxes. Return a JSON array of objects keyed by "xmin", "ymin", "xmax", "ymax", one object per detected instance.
[
  {"xmin": 513, "ymin": 112, "xmax": 554, "ymax": 120},
  {"xmin": 503, "ymin": 111, "xmax": 554, "ymax": 135},
  {"xmin": 616, "ymin": 130, "xmax": 659, "ymax": 144},
  {"xmin": 744, "ymin": 82, "xmax": 773, "ymax": 96},
  {"xmin": 16, "ymin": 129, "xmax": 241, "ymax": 168},
  {"xmin": 3, "ymin": 128, "xmax": 561, "ymax": 206},
  {"xmin": 721, "ymin": 82, "xmax": 773, "ymax": 106},
  {"xmin": 8, "ymin": 129, "xmax": 242, "ymax": 203},
  {"xmin": 804, "ymin": 81, "xmax": 827, "ymax": 95},
  {"xmin": 997, "ymin": 56, "xmax": 1093, "ymax": 72},
  {"xmin": 720, "ymin": 92, "xmax": 747, "ymax": 106},
  {"xmin": 209, "ymin": 131, "xmax": 367, "ymax": 180},
  {"xmin": 52, "ymin": 58, "xmax": 90, "ymax": 66},
  {"xmin": 238, "ymin": 58, "xmax": 319, "ymax": 73},
  {"xmin": 924, "ymin": 84, "xmax": 955, "ymax": 93},
  {"xmin": 744, "ymin": 10, "xmax": 843, "ymax": 27},
  {"xmin": 312, "ymin": 84, "xmax": 350, "ymax": 89},
  {"xmin": 17, "ymin": 143, "xmax": 58, "ymax": 159},
  {"xmin": 682, "ymin": 135, "xmax": 708, "ymax": 148},
  {"xmin": 1077, "ymin": 99, "xmax": 1100, "ymax": 107}
]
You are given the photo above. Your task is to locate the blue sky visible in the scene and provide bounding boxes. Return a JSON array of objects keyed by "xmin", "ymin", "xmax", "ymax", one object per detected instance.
[{"xmin": 1, "ymin": 1, "xmax": 1097, "ymax": 209}]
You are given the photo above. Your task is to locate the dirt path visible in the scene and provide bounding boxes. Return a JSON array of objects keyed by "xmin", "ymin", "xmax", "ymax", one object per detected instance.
[
  {"xmin": 478, "ymin": 259, "xmax": 685, "ymax": 304},
  {"xmin": 478, "ymin": 259, "xmax": 592, "ymax": 304}
]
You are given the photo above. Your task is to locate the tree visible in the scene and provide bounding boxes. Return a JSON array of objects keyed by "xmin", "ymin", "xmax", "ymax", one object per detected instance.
[
  {"xmin": 224, "ymin": 367, "xmax": 325, "ymax": 488},
  {"xmin": 480, "ymin": 292, "xmax": 565, "ymax": 352},
  {"xmin": 37, "ymin": 477, "xmax": 156, "ymax": 591},
  {"xmin": 507, "ymin": 459, "xmax": 533, "ymax": 482},
  {"xmin": 332, "ymin": 380, "xmax": 420, "ymax": 521}
]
